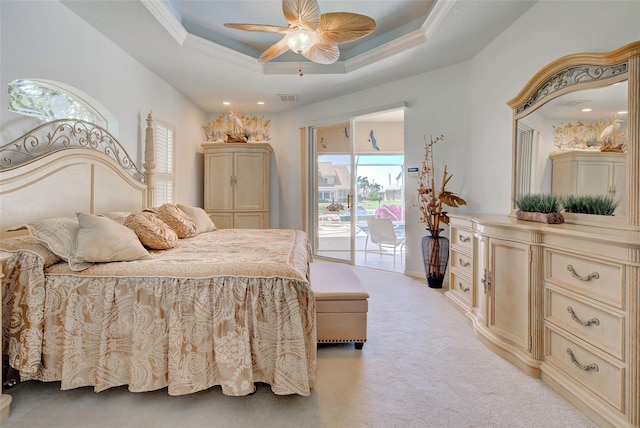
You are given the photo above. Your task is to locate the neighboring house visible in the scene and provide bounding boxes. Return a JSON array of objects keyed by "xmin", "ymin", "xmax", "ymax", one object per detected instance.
[{"xmin": 317, "ymin": 162, "xmax": 350, "ymax": 203}]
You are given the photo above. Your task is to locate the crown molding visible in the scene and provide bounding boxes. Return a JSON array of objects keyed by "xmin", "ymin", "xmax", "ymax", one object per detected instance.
[
  {"xmin": 344, "ymin": 0, "xmax": 453, "ymax": 73},
  {"xmin": 263, "ymin": 61, "xmax": 346, "ymax": 75},
  {"xmin": 184, "ymin": 34, "xmax": 263, "ymax": 72},
  {"xmin": 141, "ymin": 0, "xmax": 187, "ymax": 45},
  {"xmin": 143, "ymin": 0, "xmax": 454, "ymax": 76},
  {"xmin": 421, "ymin": 0, "xmax": 455, "ymax": 38}
]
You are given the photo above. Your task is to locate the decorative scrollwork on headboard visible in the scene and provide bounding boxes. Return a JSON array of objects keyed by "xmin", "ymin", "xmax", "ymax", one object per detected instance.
[
  {"xmin": 0, "ymin": 119, "xmax": 146, "ymax": 184},
  {"xmin": 516, "ymin": 63, "xmax": 628, "ymax": 115}
]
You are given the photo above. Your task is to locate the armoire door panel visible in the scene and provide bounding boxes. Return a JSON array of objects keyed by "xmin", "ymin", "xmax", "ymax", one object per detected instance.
[
  {"xmin": 204, "ymin": 153, "xmax": 233, "ymax": 210},
  {"xmin": 235, "ymin": 153, "xmax": 266, "ymax": 210}
]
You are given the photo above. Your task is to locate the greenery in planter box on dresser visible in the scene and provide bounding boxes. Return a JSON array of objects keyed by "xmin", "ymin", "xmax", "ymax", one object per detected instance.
[
  {"xmin": 514, "ymin": 193, "xmax": 564, "ymax": 224},
  {"xmin": 446, "ymin": 41, "xmax": 640, "ymax": 428}
]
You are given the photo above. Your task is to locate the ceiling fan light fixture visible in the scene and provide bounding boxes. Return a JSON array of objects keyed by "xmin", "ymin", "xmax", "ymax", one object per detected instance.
[
  {"xmin": 285, "ymin": 29, "xmax": 319, "ymax": 54},
  {"xmin": 224, "ymin": 0, "xmax": 375, "ymax": 64}
]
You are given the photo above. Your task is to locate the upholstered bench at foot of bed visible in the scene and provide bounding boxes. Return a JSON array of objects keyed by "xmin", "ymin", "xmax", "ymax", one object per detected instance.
[{"xmin": 310, "ymin": 262, "xmax": 369, "ymax": 349}]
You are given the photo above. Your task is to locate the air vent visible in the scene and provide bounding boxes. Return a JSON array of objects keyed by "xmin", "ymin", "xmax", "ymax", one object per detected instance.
[{"xmin": 277, "ymin": 94, "xmax": 298, "ymax": 102}]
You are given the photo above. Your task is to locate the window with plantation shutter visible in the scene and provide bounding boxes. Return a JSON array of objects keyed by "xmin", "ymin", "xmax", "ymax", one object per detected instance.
[{"xmin": 154, "ymin": 120, "xmax": 175, "ymax": 206}]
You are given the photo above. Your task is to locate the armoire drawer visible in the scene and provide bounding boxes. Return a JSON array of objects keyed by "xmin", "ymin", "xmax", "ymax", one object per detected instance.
[
  {"xmin": 545, "ymin": 287, "xmax": 624, "ymax": 360},
  {"xmin": 545, "ymin": 250, "xmax": 623, "ymax": 308},
  {"xmin": 545, "ymin": 327, "xmax": 625, "ymax": 411},
  {"xmin": 450, "ymin": 249, "xmax": 472, "ymax": 278},
  {"xmin": 449, "ymin": 271, "xmax": 472, "ymax": 304}
]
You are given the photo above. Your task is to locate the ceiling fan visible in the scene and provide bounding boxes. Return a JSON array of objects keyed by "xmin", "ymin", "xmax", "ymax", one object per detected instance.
[{"xmin": 224, "ymin": 0, "xmax": 376, "ymax": 64}]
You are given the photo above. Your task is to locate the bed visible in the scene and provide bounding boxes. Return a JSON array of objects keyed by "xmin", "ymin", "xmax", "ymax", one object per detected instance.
[{"xmin": 0, "ymin": 116, "xmax": 316, "ymax": 397}]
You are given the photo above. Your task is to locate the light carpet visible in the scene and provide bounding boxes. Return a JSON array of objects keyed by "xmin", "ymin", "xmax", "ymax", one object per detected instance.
[{"xmin": 3, "ymin": 262, "xmax": 595, "ymax": 428}]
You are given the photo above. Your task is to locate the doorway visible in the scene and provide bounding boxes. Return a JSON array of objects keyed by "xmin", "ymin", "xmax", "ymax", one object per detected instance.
[{"xmin": 309, "ymin": 109, "xmax": 405, "ymax": 272}]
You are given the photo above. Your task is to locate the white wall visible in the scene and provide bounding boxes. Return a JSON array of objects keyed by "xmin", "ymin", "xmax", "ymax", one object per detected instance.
[
  {"xmin": 469, "ymin": 0, "xmax": 640, "ymax": 214},
  {"xmin": 272, "ymin": 62, "xmax": 472, "ymax": 277},
  {"xmin": 0, "ymin": 1, "xmax": 207, "ymax": 206}
]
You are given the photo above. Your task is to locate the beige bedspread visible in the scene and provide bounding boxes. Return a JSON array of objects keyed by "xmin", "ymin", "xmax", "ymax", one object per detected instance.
[{"xmin": 2, "ymin": 229, "xmax": 316, "ymax": 396}]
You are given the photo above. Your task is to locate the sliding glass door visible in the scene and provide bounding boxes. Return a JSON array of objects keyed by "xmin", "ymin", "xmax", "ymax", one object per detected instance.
[
  {"xmin": 306, "ymin": 108, "xmax": 405, "ymax": 270},
  {"xmin": 310, "ymin": 121, "xmax": 356, "ymax": 263}
]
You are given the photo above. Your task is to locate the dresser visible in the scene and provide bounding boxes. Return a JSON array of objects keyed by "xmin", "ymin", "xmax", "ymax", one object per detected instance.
[
  {"xmin": 202, "ymin": 142, "xmax": 272, "ymax": 229},
  {"xmin": 0, "ymin": 252, "xmax": 12, "ymax": 422},
  {"xmin": 446, "ymin": 214, "xmax": 640, "ymax": 427}
]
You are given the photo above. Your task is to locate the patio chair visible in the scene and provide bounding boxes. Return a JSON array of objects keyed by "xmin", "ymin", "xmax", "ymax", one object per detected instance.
[{"xmin": 365, "ymin": 218, "xmax": 405, "ymax": 266}]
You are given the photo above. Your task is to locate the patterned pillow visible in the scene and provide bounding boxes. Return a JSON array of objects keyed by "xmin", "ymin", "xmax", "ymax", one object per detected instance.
[
  {"xmin": 0, "ymin": 235, "xmax": 61, "ymax": 268},
  {"xmin": 124, "ymin": 212, "xmax": 178, "ymax": 249},
  {"xmin": 177, "ymin": 204, "xmax": 216, "ymax": 233},
  {"xmin": 74, "ymin": 213, "xmax": 151, "ymax": 263},
  {"xmin": 157, "ymin": 203, "xmax": 198, "ymax": 238},
  {"xmin": 21, "ymin": 217, "xmax": 94, "ymax": 271}
]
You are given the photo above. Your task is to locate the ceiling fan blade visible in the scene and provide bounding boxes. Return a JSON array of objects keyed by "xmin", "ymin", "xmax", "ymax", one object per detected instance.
[
  {"xmin": 224, "ymin": 23, "xmax": 289, "ymax": 34},
  {"xmin": 319, "ymin": 12, "xmax": 376, "ymax": 44},
  {"xmin": 259, "ymin": 38, "xmax": 290, "ymax": 63},
  {"xmin": 302, "ymin": 42, "xmax": 340, "ymax": 65},
  {"xmin": 283, "ymin": 0, "xmax": 320, "ymax": 30}
]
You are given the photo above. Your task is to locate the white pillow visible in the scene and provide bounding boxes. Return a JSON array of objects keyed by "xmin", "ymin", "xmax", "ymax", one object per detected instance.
[
  {"xmin": 177, "ymin": 204, "xmax": 217, "ymax": 233},
  {"xmin": 74, "ymin": 213, "xmax": 151, "ymax": 263},
  {"xmin": 21, "ymin": 217, "xmax": 93, "ymax": 271}
]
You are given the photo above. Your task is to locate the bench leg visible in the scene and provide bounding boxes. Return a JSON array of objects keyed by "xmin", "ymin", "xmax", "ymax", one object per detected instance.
[{"xmin": 355, "ymin": 342, "xmax": 364, "ymax": 350}]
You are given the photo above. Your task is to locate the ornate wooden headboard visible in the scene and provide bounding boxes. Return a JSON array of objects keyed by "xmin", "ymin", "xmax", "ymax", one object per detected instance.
[{"xmin": 0, "ymin": 113, "xmax": 157, "ymax": 235}]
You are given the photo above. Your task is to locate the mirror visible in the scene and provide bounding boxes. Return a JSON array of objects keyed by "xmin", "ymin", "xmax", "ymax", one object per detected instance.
[{"xmin": 509, "ymin": 41, "xmax": 640, "ymax": 229}]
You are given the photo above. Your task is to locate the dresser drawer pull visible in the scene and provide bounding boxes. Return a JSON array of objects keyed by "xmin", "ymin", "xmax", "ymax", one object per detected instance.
[
  {"xmin": 566, "ymin": 306, "xmax": 600, "ymax": 326},
  {"xmin": 567, "ymin": 264, "xmax": 599, "ymax": 281},
  {"xmin": 566, "ymin": 348, "xmax": 599, "ymax": 372},
  {"xmin": 458, "ymin": 282, "xmax": 470, "ymax": 292},
  {"xmin": 459, "ymin": 234, "xmax": 470, "ymax": 243},
  {"xmin": 481, "ymin": 269, "xmax": 491, "ymax": 295},
  {"xmin": 459, "ymin": 258, "xmax": 470, "ymax": 267}
]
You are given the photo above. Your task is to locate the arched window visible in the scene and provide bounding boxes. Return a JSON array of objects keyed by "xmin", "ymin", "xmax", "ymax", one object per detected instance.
[{"xmin": 8, "ymin": 79, "xmax": 118, "ymax": 134}]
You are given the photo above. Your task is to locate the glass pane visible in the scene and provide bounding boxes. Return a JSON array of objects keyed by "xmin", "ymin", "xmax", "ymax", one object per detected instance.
[
  {"xmin": 316, "ymin": 153, "xmax": 352, "ymax": 262},
  {"xmin": 8, "ymin": 79, "xmax": 107, "ymax": 127}
]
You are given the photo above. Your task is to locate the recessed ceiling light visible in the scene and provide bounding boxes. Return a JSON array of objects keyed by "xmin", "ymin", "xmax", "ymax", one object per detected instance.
[
  {"xmin": 257, "ymin": 101, "xmax": 265, "ymax": 105},
  {"xmin": 223, "ymin": 101, "xmax": 230, "ymax": 106},
  {"xmin": 581, "ymin": 108, "xmax": 592, "ymax": 112},
  {"xmin": 618, "ymin": 110, "xmax": 628, "ymax": 115}
]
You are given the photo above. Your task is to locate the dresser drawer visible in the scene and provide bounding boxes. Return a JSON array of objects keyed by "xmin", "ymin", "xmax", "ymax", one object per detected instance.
[
  {"xmin": 449, "ymin": 271, "xmax": 472, "ymax": 303},
  {"xmin": 545, "ymin": 287, "xmax": 624, "ymax": 360},
  {"xmin": 451, "ymin": 227, "xmax": 473, "ymax": 252},
  {"xmin": 545, "ymin": 250, "xmax": 623, "ymax": 308},
  {"xmin": 545, "ymin": 327, "xmax": 624, "ymax": 411},
  {"xmin": 450, "ymin": 249, "xmax": 472, "ymax": 278}
]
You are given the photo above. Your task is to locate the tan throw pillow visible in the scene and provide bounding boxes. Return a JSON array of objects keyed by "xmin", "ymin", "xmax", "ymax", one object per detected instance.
[
  {"xmin": 177, "ymin": 204, "xmax": 216, "ymax": 233},
  {"xmin": 74, "ymin": 212, "xmax": 151, "ymax": 263},
  {"xmin": 21, "ymin": 217, "xmax": 93, "ymax": 271},
  {"xmin": 124, "ymin": 212, "xmax": 178, "ymax": 249},
  {"xmin": 157, "ymin": 203, "xmax": 198, "ymax": 238}
]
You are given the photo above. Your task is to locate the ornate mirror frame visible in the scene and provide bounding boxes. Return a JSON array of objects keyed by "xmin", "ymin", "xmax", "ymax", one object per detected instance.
[{"xmin": 508, "ymin": 41, "xmax": 640, "ymax": 229}]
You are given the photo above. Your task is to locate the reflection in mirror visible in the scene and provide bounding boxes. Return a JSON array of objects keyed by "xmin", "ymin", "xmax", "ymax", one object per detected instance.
[
  {"xmin": 514, "ymin": 122, "xmax": 535, "ymax": 199},
  {"xmin": 514, "ymin": 81, "xmax": 628, "ymax": 217}
]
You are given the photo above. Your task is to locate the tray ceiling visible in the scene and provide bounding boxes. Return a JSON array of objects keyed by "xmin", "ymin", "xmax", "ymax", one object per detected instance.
[{"xmin": 62, "ymin": 1, "xmax": 537, "ymax": 113}]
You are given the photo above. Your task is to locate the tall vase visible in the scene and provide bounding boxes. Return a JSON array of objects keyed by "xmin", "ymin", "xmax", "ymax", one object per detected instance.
[{"xmin": 421, "ymin": 228, "xmax": 449, "ymax": 288}]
